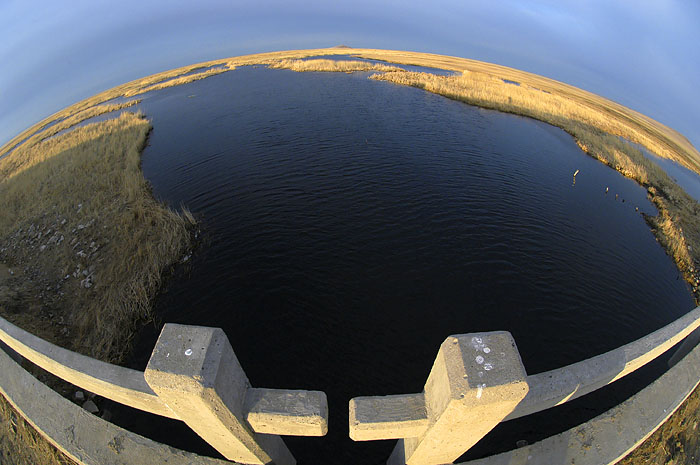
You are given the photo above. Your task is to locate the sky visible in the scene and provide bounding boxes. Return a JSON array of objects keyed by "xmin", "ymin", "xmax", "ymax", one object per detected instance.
[{"xmin": 1, "ymin": 0, "xmax": 699, "ymax": 150}]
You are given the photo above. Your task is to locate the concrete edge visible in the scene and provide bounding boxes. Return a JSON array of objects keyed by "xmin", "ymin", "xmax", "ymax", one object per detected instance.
[
  {"xmin": 0, "ymin": 346, "xmax": 233, "ymax": 465},
  {"xmin": 349, "ymin": 393, "xmax": 429, "ymax": 441},
  {"xmin": 507, "ymin": 306, "xmax": 700, "ymax": 420},
  {"xmin": 0, "ymin": 315, "xmax": 176, "ymax": 419},
  {"xmin": 245, "ymin": 388, "xmax": 329, "ymax": 437},
  {"xmin": 459, "ymin": 337, "xmax": 700, "ymax": 465}
]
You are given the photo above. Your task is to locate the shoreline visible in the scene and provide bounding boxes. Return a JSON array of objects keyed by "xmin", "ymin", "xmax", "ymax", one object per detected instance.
[{"xmin": 0, "ymin": 48, "xmax": 698, "ymax": 464}]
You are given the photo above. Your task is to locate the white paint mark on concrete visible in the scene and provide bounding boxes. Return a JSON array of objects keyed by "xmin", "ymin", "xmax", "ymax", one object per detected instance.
[
  {"xmin": 471, "ymin": 336, "xmax": 488, "ymax": 351},
  {"xmin": 483, "ymin": 347, "xmax": 491, "ymax": 353},
  {"xmin": 476, "ymin": 356, "xmax": 484, "ymax": 364},
  {"xmin": 484, "ymin": 363, "xmax": 494, "ymax": 371},
  {"xmin": 184, "ymin": 349, "xmax": 193, "ymax": 356}
]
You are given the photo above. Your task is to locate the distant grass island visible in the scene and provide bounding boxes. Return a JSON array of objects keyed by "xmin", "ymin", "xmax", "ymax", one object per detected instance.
[{"xmin": 1, "ymin": 47, "xmax": 699, "ymax": 464}]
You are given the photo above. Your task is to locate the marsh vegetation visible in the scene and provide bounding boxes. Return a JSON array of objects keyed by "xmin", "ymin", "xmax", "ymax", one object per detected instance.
[
  {"xmin": 0, "ymin": 112, "xmax": 194, "ymax": 361},
  {"xmin": 269, "ymin": 58, "xmax": 402, "ymax": 73},
  {"xmin": 0, "ymin": 48, "xmax": 698, "ymax": 463},
  {"xmin": 0, "ymin": 112, "xmax": 195, "ymax": 462},
  {"xmin": 368, "ymin": 69, "xmax": 700, "ymax": 300},
  {"xmin": 0, "ymin": 393, "xmax": 74, "ymax": 465}
]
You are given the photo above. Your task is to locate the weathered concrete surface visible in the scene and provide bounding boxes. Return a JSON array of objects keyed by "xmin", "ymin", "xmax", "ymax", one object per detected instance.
[
  {"xmin": 0, "ymin": 315, "xmax": 176, "ymax": 419},
  {"xmin": 0, "ymin": 346, "xmax": 232, "ymax": 465},
  {"xmin": 350, "ymin": 393, "xmax": 429, "ymax": 441},
  {"xmin": 459, "ymin": 333, "xmax": 700, "ymax": 465},
  {"xmin": 144, "ymin": 324, "xmax": 295, "ymax": 465},
  {"xmin": 350, "ymin": 332, "xmax": 528, "ymax": 465},
  {"xmin": 668, "ymin": 325, "xmax": 700, "ymax": 367},
  {"xmin": 245, "ymin": 388, "xmax": 328, "ymax": 436},
  {"xmin": 506, "ymin": 305, "xmax": 700, "ymax": 421}
]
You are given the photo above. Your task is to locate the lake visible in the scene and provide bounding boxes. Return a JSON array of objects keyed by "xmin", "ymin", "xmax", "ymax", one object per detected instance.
[{"xmin": 106, "ymin": 64, "xmax": 695, "ymax": 464}]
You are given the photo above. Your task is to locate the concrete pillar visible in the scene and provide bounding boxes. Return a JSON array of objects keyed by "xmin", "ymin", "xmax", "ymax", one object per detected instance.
[
  {"xmin": 390, "ymin": 331, "xmax": 529, "ymax": 465},
  {"xmin": 349, "ymin": 331, "xmax": 528, "ymax": 465},
  {"xmin": 144, "ymin": 324, "xmax": 295, "ymax": 465}
]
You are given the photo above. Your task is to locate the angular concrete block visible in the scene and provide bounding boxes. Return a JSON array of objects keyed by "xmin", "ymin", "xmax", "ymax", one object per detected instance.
[
  {"xmin": 145, "ymin": 324, "xmax": 295, "ymax": 465},
  {"xmin": 350, "ymin": 393, "xmax": 429, "ymax": 441},
  {"xmin": 392, "ymin": 331, "xmax": 529, "ymax": 465},
  {"xmin": 245, "ymin": 388, "xmax": 329, "ymax": 436}
]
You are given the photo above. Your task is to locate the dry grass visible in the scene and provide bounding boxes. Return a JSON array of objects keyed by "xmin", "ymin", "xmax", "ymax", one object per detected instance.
[
  {"xmin": 2, "ymin": 100, "xmax": 141, "ymax": 161},
  {"xmin": 123, "ymin": 65, "xmax": 233, "ymax": 96},
  {"xmin": 0, "ymin": 64, "xmax": 235, "ymax": 161},
  {"xmin": 370, "ymin": 69, "xmax": 700, "ymax": 303},
  {"xmin": 269, "ymin": 58, "xmax": 402, "ymax": 73},
  {"xmin": 370, "ymin": 69, "xmax": 696, "ymax": 171},
  {"xmin": 0, "ymin": 46, "xmax": 698, "ymax": 463},
  {"xmin": 0, "ymin": 394, "xmax": 75, "ymax": 465},
  {"xmin": 349, "ymin": 49, "xmax": 700, "ymax": 175},
  {"xmin": 4, "ymin": 47, "xmax": 698, "ymax": 174},
  {"xmin": 621, "ymin": 381, "xmax": 700, "ymax": 464},
  {"xmin": 0, "ymin": 112, "xmax": 193, "ymax": 361},
  {"xmin": 0, "ymin": 111, "xmax": 196, "ymax": 463}
]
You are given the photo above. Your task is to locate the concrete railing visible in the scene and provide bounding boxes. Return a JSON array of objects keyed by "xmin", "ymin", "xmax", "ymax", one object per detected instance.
[
  {"xmin": 350, "ymin": 306, "xmax": 700, "ymax": 465},
  {"xmin": 1, "ymin": 306, "xmax": 699, "ymax": 465},
  {"xmin": 0, "ymin": 318, "xmax": 328, "ymax": 465}
]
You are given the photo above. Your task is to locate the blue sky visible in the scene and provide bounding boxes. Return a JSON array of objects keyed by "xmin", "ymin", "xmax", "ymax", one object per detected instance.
[{"xmin": 1, "ymin": 0, "xmax": 699, "ymax": 150}]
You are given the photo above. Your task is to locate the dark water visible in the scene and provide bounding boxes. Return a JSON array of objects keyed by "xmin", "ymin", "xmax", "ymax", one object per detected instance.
[
  {"xmin": 110, "ymin": 66, "xmax": 694, "ymax": 464},
  {"xmin": 644, "ymin": 149, "xmax": 700, "ymax": 202}
]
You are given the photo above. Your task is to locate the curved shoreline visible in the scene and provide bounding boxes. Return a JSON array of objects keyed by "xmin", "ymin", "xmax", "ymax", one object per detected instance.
[
  {"xmin": 3, "ymin": 49, "xmax": 698, "ymax": 305},
  {"xmin": 1, "ymin": 48, "xmax": 698, "ymax": 464}
]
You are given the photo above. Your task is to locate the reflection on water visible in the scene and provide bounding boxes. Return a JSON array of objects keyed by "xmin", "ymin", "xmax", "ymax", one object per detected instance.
[{"xmin": 111, "ymin": 66, "xmax": 693, "ymax": 463}]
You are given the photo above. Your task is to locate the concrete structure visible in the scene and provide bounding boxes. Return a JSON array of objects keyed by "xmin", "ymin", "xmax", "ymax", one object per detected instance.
[
  {"xmin": 351, "ymin": 332, "xmax": 529, "ymax": 465},
  {"xmin": 351, "ymin": 306, "xmax": 700, "ymax": 465},
  {"xmin": 144, "ymin": 323, "xmax": 323, "ymax": 465},
  {"xmin": 459, "ymin": 335, "xmax": 700, "ymax": 465},
  {"xmin": 0, "ymin": 346, "xmax": 233, "ymax": 465},
  {"xmin": 505, "ymin": 304, "xmax": 700, "ymax": 421},
  {"xmin": 0, "ymin": 316, "xmax": 328, "ymax": 465},
  {"xmin": 0, "ymin": 315, "xmax": 175, "ymax": 418},
  {"xmin": 0, "ymin": 306, "xmax": 699, "ymax": 465}
]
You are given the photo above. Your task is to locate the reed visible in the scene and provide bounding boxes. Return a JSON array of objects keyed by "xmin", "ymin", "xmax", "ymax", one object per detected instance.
[
  {"xmin": 0, "ymin": 394, "xmax": 74, "ymax": 465},
  {"xmin": 2, "ymin": 100, "xmax": 142, "ymax": 161},
  {"xmin": 0, "ymin": 113, "xmax": 194, "ymax": 361},
  {"xmin": 370, "ymin": 69, "xmax": 700, "ymax": 301},
  {"xmin": 269, "ymin": 58, "xmax": 402, "ymax": 73},
  {"xmin": 123, "ymin": 65, "xmax": 233, "ymax": 96},
  {"xmin": 1, "ymin": 47, "xmax": 698, "ymax": 463}
]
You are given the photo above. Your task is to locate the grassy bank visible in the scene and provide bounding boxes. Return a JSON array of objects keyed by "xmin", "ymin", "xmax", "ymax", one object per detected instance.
[
  {"xmin": 269, "ymin": 58, "xmax": 402, "ymax": 73},
  {"xmin": 620, "ymin": 381, "xmax": 700, "ymax": 464},
  {"xmin": 0, "ymin": 100, "xmax": 141, "ymax": 163},
  {"xmin": 0, "ymin": 48, "xmax": 698, "ymax": 463},
  {"xmin": 0, "ymin": 112, "xmax": 194, "ymax": 361},
  {"xmin": 5, "ymin": 47, "xmax": 698, "ymax": 173},
  {"xmin": 0, "ymin": 64, "xmax": 234, "ymax": 161},
  {"xmin": 123, "ymin": 65, "xmax": 234, "ymax": 96},
  {"xmin": 348, "ymin": 49, "xmax": 700, "ymax": 176},
  {"xmin": 0, "ymin": 394, "xmax": 74, "ymax": 465},
  {"xmin": 0, "ymin": 112, "xmax": 194, "ymax": 461},
  {"xmin": 368, "ymin": 69, "xmax": 700, "ymax": 303}
]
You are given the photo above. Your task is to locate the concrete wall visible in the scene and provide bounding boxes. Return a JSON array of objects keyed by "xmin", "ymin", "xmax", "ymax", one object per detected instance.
[
  {"xmin": 0, "ymin": 346, "xmax": 233, "ymax": 465},
  {"xmin": 1, "ymin": 306, "xmax": 699, "ymax": 465},
  {"xmin": 350, "ymin": 307, "xmax": 700, "ymax": 465},
  {"xmin": 459, "ymin": 336, "xmax": 700, "ymax": 465},
  {"xmin": 0, "ymin": 318, "xmax": 328, "ymax": 465},
  {"xmin": 0, "ymin": 315, "xmax": 175, "ymax": 418}
]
